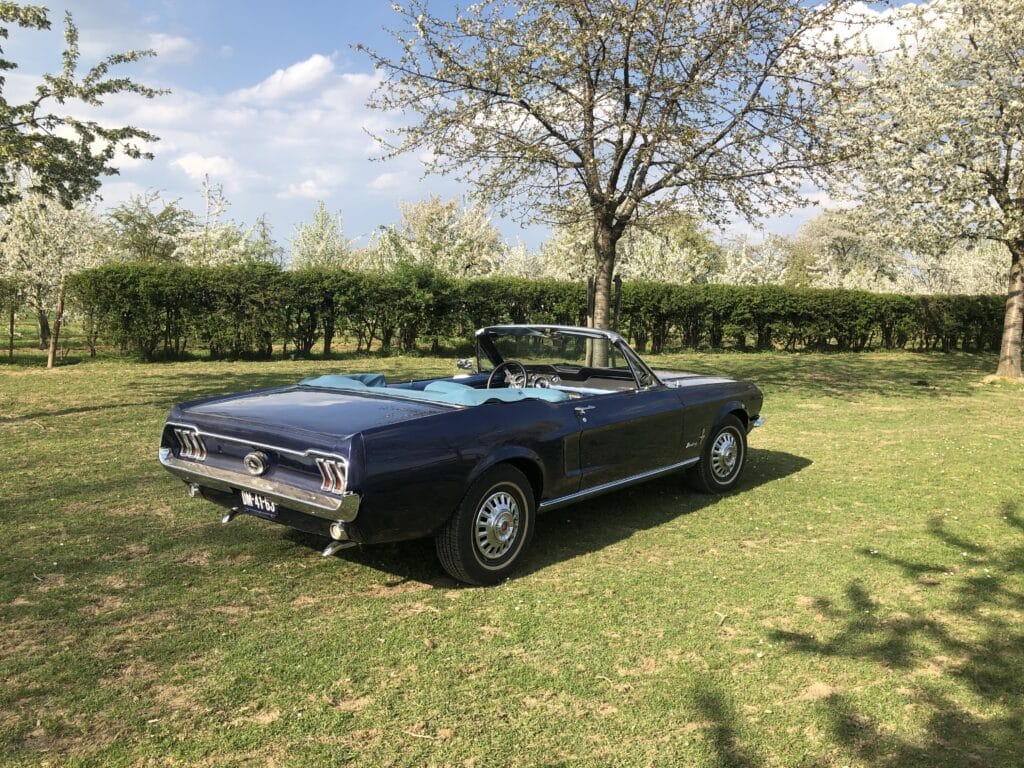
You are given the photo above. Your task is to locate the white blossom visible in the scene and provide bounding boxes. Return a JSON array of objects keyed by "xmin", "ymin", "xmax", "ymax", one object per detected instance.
[
  {"xmin": 0, "ymin": 192, "xmax": 104, "ymax": 316},
  {"xmin": 288, "ymin": 201, "xmax": 355, "ymax": 270}
]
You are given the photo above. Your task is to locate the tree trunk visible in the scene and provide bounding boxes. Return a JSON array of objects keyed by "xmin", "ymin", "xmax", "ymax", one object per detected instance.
[
  {"xmin": 996, "ymin": 245, "xmax": 1023, "ymax": 378},
  {"xmin": 8, "ymin": 303, "xmax": 14, "ymax": 360},
  {"xmin": 47, "ymin": 276, "xmax": 66, "ymax": 370},
  {"xmin": 323, "ymin": 317, "xmax": 334, "ymax": 356},
  {"xmin": 36, "ymin": 308, "xmax": 50, "ymax": 350},
  {"xmin": 591, "ymin": 219, "xmax": 620, "ymax": 367}
]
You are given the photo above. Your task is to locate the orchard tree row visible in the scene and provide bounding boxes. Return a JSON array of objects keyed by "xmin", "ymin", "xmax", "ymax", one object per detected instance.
[{"xmin": 2, "ymin": 183, "xmax": 1010, "ymax": 356}]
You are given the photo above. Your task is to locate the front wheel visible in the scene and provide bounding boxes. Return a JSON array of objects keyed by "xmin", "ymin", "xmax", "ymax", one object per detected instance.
[
  {"xmin": 687, "ymin": 415, "xmax": 748, "ymax": 493},
  {"xmin": 435, "ymin": 465, "xmax": 536, "ymax": 585}
]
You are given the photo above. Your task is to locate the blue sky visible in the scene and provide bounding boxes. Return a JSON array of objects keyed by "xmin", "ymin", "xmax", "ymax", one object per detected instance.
[{"xmin": 5, "ymin": 1, "xmax": 828, "ymax": 251}]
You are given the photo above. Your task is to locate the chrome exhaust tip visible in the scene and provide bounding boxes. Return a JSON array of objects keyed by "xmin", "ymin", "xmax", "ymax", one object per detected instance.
[
  {"xmin": 329, "ymin": 521, "xmax": 348, "ymax": 541},
  {"xmin": 222, "ymin": 507, "xmax": 241, "ymax": 524},
  {"xmin": 322, "ymin": 540, "xmax": 356, "ymax": 557},
  {"xmin": 188, "ymin": 483, "xmax": 201, "ymax": 498}
]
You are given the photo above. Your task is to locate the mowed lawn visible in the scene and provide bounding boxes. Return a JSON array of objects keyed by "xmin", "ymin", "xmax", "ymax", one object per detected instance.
[{"xmin": 1, "ymin": 349, "xmax": 1022, "ymax": 767}]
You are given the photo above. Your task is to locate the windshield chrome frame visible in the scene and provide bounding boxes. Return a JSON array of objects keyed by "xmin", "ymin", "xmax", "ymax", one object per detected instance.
[{"xmin": 475, "ymin": 325, "xmax": 663, "ymax": 390}]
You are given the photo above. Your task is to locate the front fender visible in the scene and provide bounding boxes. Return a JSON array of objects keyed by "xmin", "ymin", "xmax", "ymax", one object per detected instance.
[{"xmin": 715, "ymin": 399, "xmax": 751, "ymax": 429}]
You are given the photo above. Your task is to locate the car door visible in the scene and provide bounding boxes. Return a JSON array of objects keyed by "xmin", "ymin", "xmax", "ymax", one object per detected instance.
[{"xmin": 575, "ymin": 387, "xmax": 686, "ymax": 489}]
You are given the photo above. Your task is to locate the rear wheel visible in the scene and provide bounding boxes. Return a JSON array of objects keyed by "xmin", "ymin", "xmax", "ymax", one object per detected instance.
[
  {"xmin": 687, "ymin": 415, "xmax": 747, "ymax": 493},
  {"xmin": 435, "ymin": 465, "xmax": 535, "ymax": 585}
]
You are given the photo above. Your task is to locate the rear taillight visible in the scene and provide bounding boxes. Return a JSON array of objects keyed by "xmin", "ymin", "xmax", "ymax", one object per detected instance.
[
  {"xmin": 315, "ymin": 457, "xmax": 348, "ymax": 494},
  {"xmin": 174, "ymin": 428, "xmax": 207, "ymax": 461}
]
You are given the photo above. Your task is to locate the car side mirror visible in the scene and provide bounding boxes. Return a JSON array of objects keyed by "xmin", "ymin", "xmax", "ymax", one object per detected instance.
[{"xmin": 456, "ymin": 358, "xmax": 476, "ymax": 372}]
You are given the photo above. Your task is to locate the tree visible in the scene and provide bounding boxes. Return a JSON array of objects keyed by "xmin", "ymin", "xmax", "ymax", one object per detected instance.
[
  {"xmin": 245, "ymin": 216, "xmax": 283, "ymax": 266},
  {"xmin": 0, "ymin": 274, "xmax": 19, "ymax": 358},
  {"xmin": 827, "ymin": 0, "xmax": 1024, "ymax": 377},
  {"xmin": 619, "ymin": 215, "xmax": 723, "ymax": 283},
  {"xmin": 908, "ymin": 241, "xmax": 1010, "ymax": 296},
  {"xmin": 789, "ymin": 210, "xmax": 904, "ymax": 291},
  {"xmin": 361, "ymin": 0, "xmax": 855, "ymax": 362},
  {"xmin": 536, "ymin": 211, "xmax": 722, "ymax": 283},
  {"xmin": 288, "ymin": 200, "xmax": 353, "ymax": 270},
  {"xmin": 0, "ymin": 3, "xmax": 160, "ymax": 207},
  {"xmin": 107, "ymin": 191, "xmax": 195, "ymax": 262},
  {"xmin": 174, "ymin": 179, "xmax": 282, "ymax": 266},
  {"xmin": 534, "ymin": 219, "xmax": 592, "ymax": 282},
  {"xmin": 0, "ymin": 191, "xmax": 103, "ymax": 365},
  {"xmin": 716, "ymin": 235, "xmax": 790, "ymax": 286},
  {"xmin": 371, "ymin": 196, "xmax": 505, "ymax": 276}
]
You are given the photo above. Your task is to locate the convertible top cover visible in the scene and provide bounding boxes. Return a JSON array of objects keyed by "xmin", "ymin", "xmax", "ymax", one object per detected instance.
[{"xmin": 299, "ymin": 374, "xmax": 570, "ymax": 406}]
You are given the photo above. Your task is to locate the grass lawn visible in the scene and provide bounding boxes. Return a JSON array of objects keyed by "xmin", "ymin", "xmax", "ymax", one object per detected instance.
[{"xmin": 1, "ymin": 345, "xmax": 1022, "ymax": 766}]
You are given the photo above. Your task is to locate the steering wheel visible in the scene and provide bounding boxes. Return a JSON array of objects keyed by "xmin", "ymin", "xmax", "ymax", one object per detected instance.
[{"xmin": 486, "ymin": 360, "xmax": 529, "ymax": 389}]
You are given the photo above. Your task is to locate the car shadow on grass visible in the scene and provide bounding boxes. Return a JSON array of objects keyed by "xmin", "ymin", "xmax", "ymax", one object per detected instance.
[
  {"xmin": 765, "ymin": 501, "xmax": 1024, "ymax": 768},
  {"xmin": 282, "ymin": 447, "xmax": 811, "ymax": 588}
]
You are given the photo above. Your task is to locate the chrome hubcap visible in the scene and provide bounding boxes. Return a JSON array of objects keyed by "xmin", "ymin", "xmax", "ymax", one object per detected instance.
[
  {"xmin": 475, "ymin": 490, "xmax": 520, "ymax": 560},
  {"xmin": 710, "ymin": 430, "xmax": 740, "ymax": 479}
]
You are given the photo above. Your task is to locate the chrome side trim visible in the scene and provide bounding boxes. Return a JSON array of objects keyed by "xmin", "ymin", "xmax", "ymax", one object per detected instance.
[
  {"xmin": 538, "ymin": 457, "xmax": 699, "ymax": 512},
  {"xmin": 159, "ymin": 450, "xmax": 361, "ymax": 522}
]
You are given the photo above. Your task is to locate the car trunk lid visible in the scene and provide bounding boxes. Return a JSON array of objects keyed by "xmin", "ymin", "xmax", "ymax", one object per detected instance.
[{"xmin": 176, "ymin": 386, "xmax": 449, "ymax": 446}]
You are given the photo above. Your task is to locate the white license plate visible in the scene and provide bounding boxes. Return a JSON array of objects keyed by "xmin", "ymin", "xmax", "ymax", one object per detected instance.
[{"xmin": 239, "ymin": 490, "xmax": 277, "ymax": 517}]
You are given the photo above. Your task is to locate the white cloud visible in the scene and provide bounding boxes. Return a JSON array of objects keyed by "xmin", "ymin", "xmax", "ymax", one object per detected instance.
[
  {"xmin": 96, "ymin": 180, "xmax": 146, "ymax": 205},
  {"xmin": 368, "ymin": 172, "xmax": 405, "ymax": 191},
  {"xmin": 278, "ymin": 179, "xmax": 325, "ymax": 200},
  {"xmin": 171, "ymin": 152, "xmax": 237, "ymax": 182},
  {"xmin": 77, "ymin": 31, "xmax": 124, "ymax": 61},
  {"xmin": 122, "ymin": 98, "xmax": 198, "ymax": 128},
  {"xmin": 76, "ymin": 29, "xmax": 198, "ymax": 64},
  {"xmin": 148, "ymin": 33, "xmax": 198, "ymax": 63},
  {"xmin": 232, "ymin": 54, "xmax": 336, "ymax": 104}
]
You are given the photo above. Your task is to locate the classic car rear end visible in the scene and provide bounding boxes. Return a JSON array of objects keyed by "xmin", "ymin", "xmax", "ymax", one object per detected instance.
[{"xmin": 159, "ymin": 383, "xmax": 457, "ymax": 552}]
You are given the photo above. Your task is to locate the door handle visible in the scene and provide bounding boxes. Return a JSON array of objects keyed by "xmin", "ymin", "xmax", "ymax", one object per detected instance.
[{"xmin": 574, "ymin": 405, "xmax": 595, "ymax": 422}]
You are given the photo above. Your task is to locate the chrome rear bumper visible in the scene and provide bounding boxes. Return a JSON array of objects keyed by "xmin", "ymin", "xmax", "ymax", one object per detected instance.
[{"xmin": 159, "ymin": 449, "xmax": 361, "ymax": 522}]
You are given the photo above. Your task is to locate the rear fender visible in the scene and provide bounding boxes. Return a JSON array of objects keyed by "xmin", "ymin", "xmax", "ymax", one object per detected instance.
[{"xmin": 466, "ymin": 447, "xmax": 546, "ymax": 504}]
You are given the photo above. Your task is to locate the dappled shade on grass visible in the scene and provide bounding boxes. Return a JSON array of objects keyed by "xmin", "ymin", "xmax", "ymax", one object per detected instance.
[{"xmin": 770, "ymin": 504, "xmax": 1024, "ymax": 768}]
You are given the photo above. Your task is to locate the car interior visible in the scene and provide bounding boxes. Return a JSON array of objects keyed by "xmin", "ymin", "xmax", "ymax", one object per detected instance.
[{"xmin": 296, "ymin": 328, "xmax": 658, "ymax": 407}]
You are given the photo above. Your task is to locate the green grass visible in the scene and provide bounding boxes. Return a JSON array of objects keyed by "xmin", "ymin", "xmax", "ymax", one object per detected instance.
[{"xmin": 2, "ymin": 345, "xmax": 1023, "ymax": 767}]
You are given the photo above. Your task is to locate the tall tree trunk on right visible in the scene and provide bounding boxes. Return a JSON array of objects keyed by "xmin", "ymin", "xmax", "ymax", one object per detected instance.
[{"xmin": 995, "ymin": 244, "xmax": 1023, "ymax": 378}]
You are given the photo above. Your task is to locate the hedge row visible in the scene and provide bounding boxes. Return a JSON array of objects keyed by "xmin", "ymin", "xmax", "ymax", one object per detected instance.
[{"xmin": 66, "ymin": 263, "xmax": 1004, "ymax": 360}]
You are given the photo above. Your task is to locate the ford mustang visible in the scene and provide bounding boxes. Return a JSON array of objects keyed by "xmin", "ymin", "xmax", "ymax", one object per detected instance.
[{"xmin": 159, "ymin": 325, "xmax": 764, "ymax": 584}]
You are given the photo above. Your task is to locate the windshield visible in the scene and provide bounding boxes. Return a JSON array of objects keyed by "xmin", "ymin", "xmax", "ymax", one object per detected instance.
[{"xmin": 477, "ymin": 327, "xmax": 653, "ymax": 378}]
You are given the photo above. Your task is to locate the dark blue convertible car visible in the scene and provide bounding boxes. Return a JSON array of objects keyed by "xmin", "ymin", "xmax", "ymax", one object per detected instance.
[{"xmin": 160, "ymin": 325, "xmax": 763, "ymax": 584}]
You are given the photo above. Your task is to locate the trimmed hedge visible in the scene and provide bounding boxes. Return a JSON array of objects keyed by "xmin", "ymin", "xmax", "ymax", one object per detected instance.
[{"xmin": 67, "ymin": 263, "xmax": 1004, "ymax": 360}]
